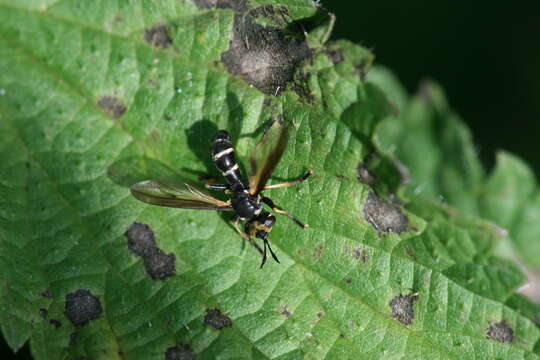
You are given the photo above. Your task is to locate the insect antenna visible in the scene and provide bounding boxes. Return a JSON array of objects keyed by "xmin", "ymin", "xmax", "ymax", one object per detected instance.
[{"xmin": 260, "ymin": 237, "xmax": 280, "ymax": 269}]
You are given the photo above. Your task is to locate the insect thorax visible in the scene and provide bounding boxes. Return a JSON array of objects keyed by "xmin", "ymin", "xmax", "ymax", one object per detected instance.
[{"xmin": 231, "ymin": 191, "xmax": 263, "ymax": 220}]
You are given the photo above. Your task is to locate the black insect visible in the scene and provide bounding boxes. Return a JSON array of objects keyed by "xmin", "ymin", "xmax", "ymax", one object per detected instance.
[{"xmin": 130, "ymin": 120, "xmax": 312, "ymax": 267}]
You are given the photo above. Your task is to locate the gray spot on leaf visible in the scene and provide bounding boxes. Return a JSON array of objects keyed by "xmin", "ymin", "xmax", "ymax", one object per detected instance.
[
  {"xmin": 125, "ymin": 222, "xmax": 156, "ymax": 257},
  {"xmin": 486, "ymin": 321, "xmax": 513, "ymax": 343},
  {"xmin": 364, "ymin": 191, "xmax": 408, "ymax": 233},
  {"xmin": 204, "ymin": 308, "xmax": 232, "ymax": 330},
  {"xmin": 390, "ymin": 294, "xmax": 418, "ymax": 325},
  {"xmin": 143, "ymin": 248, "xmax": 176, "ymax": 281},
  {"xmin": 144, "ymin": 24, "xmax": 172, "ymax": 49},
  {"xmin": 98, "ymin": 96, "xmax": 126, "ymax": 119},
  {"xmin": 221, "ymin": 7, "xmax": 312, "ymax": 95},
  {"xmin": 125, "ymin": 222, "xmax": 176, "ymax": 281},
  {"xmin": 64, "ymin": 289, "xmax": 103, "ymax": 327}
]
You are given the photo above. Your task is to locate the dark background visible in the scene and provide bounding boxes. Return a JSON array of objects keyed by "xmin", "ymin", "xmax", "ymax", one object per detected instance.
[
  {"xmin": 3, "ymin": 1, "xmax": 540, "ymax": 358},
  {"xmin": 326, "ymin": 1, "xmax": 540, "ymax": 175}
]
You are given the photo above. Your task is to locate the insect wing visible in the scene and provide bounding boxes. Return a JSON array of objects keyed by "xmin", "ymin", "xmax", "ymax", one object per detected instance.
[
  {"xmin": 131, "ymin": 180, "xmax": 232, "ymax": 210},
  {"xmin": 249, "ymin": 120, "xmax": 288, "ymax": 195}
]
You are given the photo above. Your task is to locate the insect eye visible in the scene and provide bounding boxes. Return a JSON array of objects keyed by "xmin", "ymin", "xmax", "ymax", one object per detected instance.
[{"xmin": 264, "ymin": 215, "xmax": 276, "ymax": 227}]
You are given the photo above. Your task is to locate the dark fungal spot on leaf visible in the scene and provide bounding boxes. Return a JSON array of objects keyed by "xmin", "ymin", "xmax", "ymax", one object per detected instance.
[
  {"xmin": 344, "ymin": 278, "xmax": 352, "ymax": 284},
  {"xmin": 326, "ymin": 49, "xmax": 344, "ymax": 64},
  {"xmin": 49, "ymin": 319, "xmax": 62, "ymax": 328},
  {"xmin": 125, "ymin": 222, "xmax": 156, "ymax": 257},
  {"xmin": 124, "ymin": 222, "xmax": 176, "ymax": 281},
  {"xmin": 364, "ymin": 191, "xmax": 408, "ymax": 233},
  {"xmin": 221, "ymin": 6, "xmax": 312, "ymax": 96},
  {"xmin": 41, "ymin": 289, "xmax": 52, "ymax": 298},
  {"xmin": 144, "ymin": 24, "xmax": 172, "ymax": 49},
  {"xmin": 390, "ymin": 294, "xmax": 418, "ymax": 325},
  {"xmin": 143, "ymin": 248, "xmax": 176, "ymax": 281},
  {"xmin": 64, "ymin": 289, "xmax": 103, "ymax": 327},
  {"xmin": 356, "ymin": 163, "xmax": 375, "ymax": 186},
  {"xmin": 39, "ymin": 308, "xmax": 48, "ymax": 318},
  {"xmin": 165, "ymin": 344, "xmax": 197, "ymax": 360},
  {"xmin": 204, "ymin": 308, "xmax": 232, "ymax": 330},
  {"xmin": 98, "ymin": 96, "xmax": 126, "ymax": 119},
  {"xmin": 317, "ymin": 312, "xmax": 324, "ymax": 319},
  {"xmin": 486, "ymin": 321, "xmax": 514, "ymax": 343}
]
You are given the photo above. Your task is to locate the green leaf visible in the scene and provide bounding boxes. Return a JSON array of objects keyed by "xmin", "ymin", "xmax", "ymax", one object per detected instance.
[{"xmin": 1, "ymin": 1, "xmax": 539, "ymax": 359}]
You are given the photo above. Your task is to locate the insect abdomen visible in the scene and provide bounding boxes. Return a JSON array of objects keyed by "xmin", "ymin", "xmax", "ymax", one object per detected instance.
[{"xmin": 212, "ymin": 130, "xmax": 243, "ymax": 188}]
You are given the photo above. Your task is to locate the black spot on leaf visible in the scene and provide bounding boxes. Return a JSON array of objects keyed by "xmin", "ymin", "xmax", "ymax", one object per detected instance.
[
  {"xmin": 165, "ymin": 344, "xmax": 197, "ymax": 360},
  {"xmin": 390, "ymin": 294, "xmax": 418, "ymax": 325},
  {"xmin": 344, "ymin": 278, "xmax": 352, "ymax": 284},
  {"xmin": 221, "ymin": 7, "xmax": 312, "ymax": 95},
  {"xmin": 39, "ymin": 308, "xmax": 48, "ymax": 318},
  {"xmin": 41, "ymin": 290, "xmax": 52, "ymax": 298},
  {"xmin": 143, "ymin": 248, "xmax": 176, "ymax": 281},
  {"xmin": 64, "ymin": 289, "xmax": 103, "ymax": 327},
  {"xmin": 204, "ymin": 308, "xmax": 232, "ymax": 330},
  {"xmin": 98, "ymin": 96, "xmax": 126, "ymax": 119},
  {"xmin": 317, "ymin": 312, "xmax": 324, "ymax": 319},
  {"xmin": 356, "ymin": 163, "xmax": 375, "ymax": 186},
  {"xmin": 487, "ymin": 321, "xmax": 514, "ymax": 343},
  {"xmin": 49, "ymin": 319, "xmax": 62, "ymax": 328},
  {"xmin": 144, "ymin": 24, "xmax": 172, "ymax": 49},
  {"xmin": 125, "ymin": 222, "xmax": 156, "ymax": 257},
  {"xmin": 326, "ymin": 49, "xmax": 344, "ymax": 64},
  {"xmin": 364, "ymin": 191, "xmax": 408, "ymax": 233},
  {"xmin": 124, "ymin": 222, "xmax": 176, "ymax": 281}
]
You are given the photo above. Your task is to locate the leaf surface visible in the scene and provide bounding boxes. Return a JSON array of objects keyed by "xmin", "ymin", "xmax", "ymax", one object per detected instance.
[{"xmin": 0, "ymin": 1, "xmax": 539, "ymax": 359}]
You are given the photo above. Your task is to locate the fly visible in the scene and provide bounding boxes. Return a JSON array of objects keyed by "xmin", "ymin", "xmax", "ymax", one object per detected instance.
[{"xmin": 130, "ymin": 120, "xmax": 312, "ymax": 267}]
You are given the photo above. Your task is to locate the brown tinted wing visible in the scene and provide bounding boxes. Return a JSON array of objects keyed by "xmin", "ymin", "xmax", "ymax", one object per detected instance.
[
  {"xmin": 130, "ymin": 180, "xmax": 233, "ymax": 210},
  {"xmin": 249, "ymin": 120, "xmax": 288, "ymax": 195}
]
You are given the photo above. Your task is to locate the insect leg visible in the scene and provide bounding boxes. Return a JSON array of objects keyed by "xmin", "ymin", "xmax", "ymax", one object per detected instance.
[
  {"xmin": 261, "ymin": 197, "xmax": 308, "ymax": 229},
  {"xmin": 205, "ymin": 183, "xmax": 230, "ymax": 192},
  {"xmin": 262, "ymin": 170, "xmax": 313, "ymax": 190},
  {"xmin": 230, "ymin": 216, "xmax": 264, "ymax": 254}
]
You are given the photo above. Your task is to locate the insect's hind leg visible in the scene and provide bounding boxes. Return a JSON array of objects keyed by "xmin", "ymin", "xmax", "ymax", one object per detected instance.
[
  {"xmin": 230, "ymin": 216, "xmax": 263, "ymax": 255},
  {"xmin": 262, "ymin": 170, "xmax": 313, "ymax": 190},
  {"xmin": 261, "ymin": 197, "xmax": 308, "ymax": 229}
]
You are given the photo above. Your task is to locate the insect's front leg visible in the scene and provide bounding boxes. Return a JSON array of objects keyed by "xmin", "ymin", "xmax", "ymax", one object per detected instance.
[
  {"xmin": 261, "ymin": 196, "xmax": 308, "ymax": 228},
  {"xmin": 230, "ymin": 216, "xmax": 264, "ymax": 255}
]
